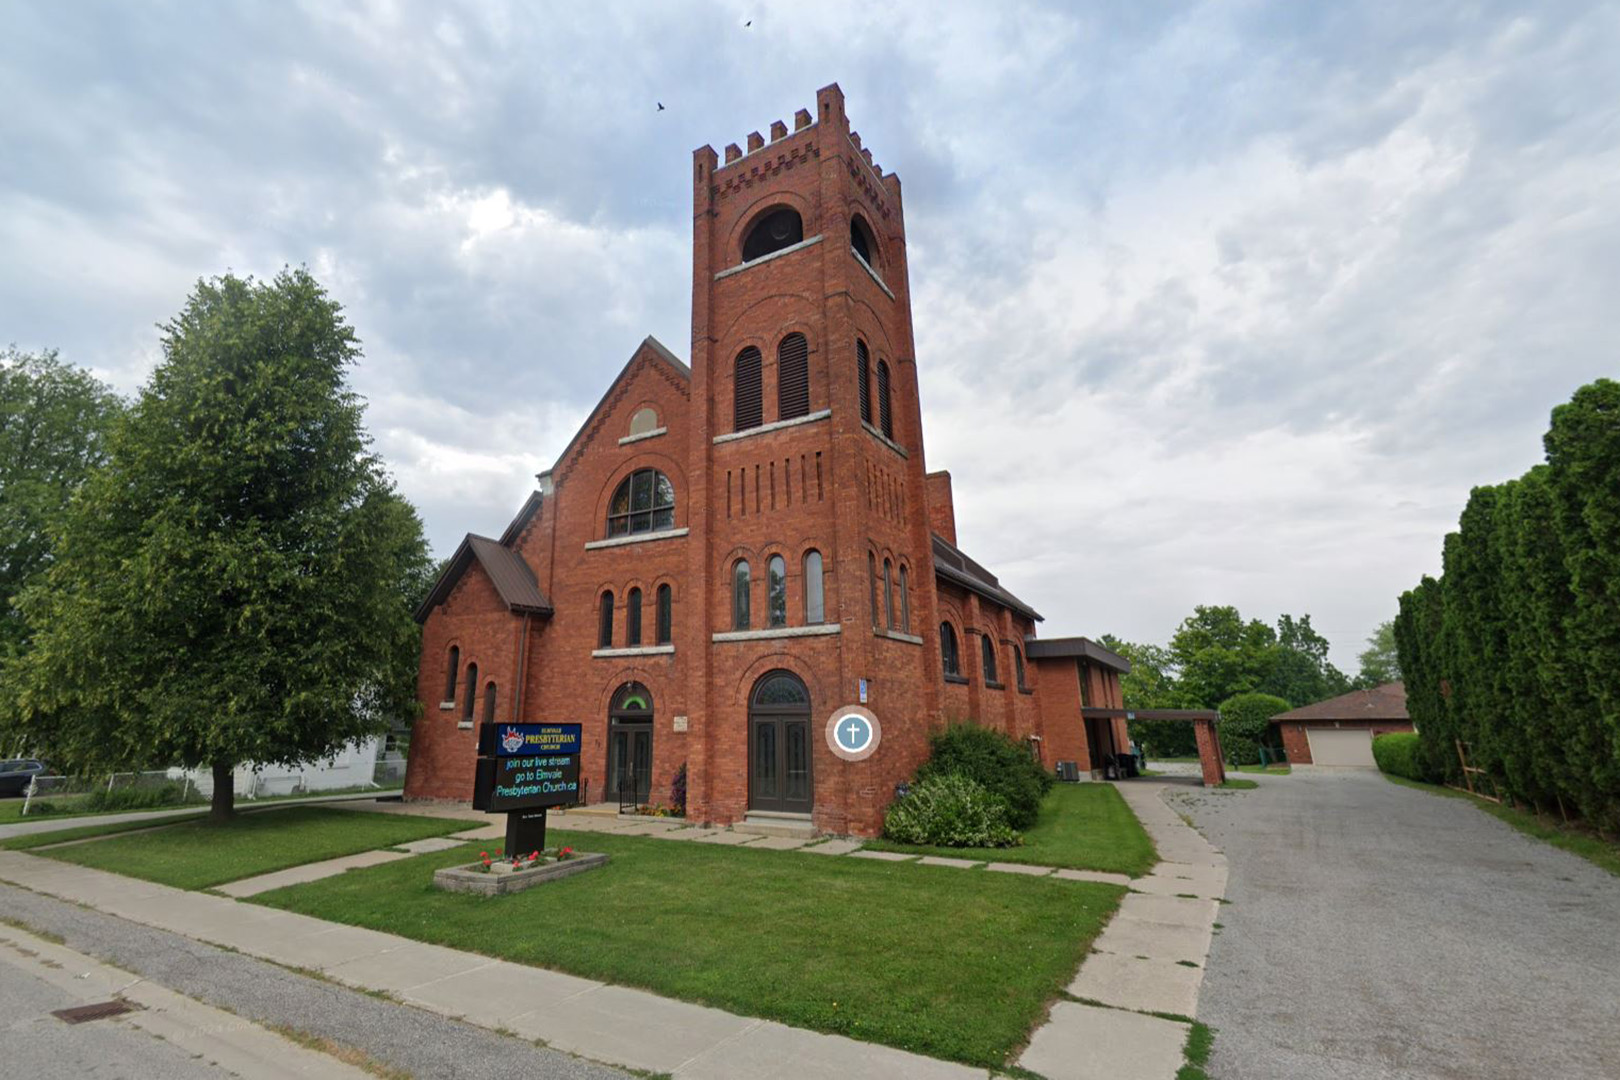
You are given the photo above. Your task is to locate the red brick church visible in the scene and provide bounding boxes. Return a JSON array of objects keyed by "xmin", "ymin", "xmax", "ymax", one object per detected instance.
[{"xmin": 404, "ymin": 84, "xmax": 1133, "ymax": 835}]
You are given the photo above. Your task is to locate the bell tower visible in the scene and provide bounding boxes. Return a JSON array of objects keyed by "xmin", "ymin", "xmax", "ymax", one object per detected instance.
[{"xmin": 682, "ymin": 84, "xmax": 943, "ymax": 834}]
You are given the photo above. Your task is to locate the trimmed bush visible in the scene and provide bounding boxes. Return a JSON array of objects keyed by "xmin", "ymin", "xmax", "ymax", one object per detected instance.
[
  {"xmin": 915, "ymin": 722, "xmax": 1053, "ymax": 831},
  {"xmin": 1217, "ymin": 692, "xmax": 1290, "ymax": 766},
  {"xmin": 1372, "ymin": 732, "xmax": 1433, "ymax": 782},
  {"xmin": 883, "ymin": 773, "xmax": 1018, "ymax": 848}
]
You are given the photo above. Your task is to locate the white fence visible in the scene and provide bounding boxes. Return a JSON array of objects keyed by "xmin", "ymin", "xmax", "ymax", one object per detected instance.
[{"xmin": 20, "ymin": 756, "xmax": 408, "ymax": 816}]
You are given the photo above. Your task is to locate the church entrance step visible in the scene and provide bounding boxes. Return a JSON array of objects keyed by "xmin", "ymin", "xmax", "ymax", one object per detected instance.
[{"xmin": 736, "ymin": 812, "xmax": 817, "ymax": 838}]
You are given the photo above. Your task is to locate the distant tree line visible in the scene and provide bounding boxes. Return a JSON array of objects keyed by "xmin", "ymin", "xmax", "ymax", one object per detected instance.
[
  {"xmin": 1104, "ymin": 606, "xmax": 1390, "ymax": 760},
  {"xmin": 1395, "ymin": 379, "xmax": 1620, "ymax": 832}
]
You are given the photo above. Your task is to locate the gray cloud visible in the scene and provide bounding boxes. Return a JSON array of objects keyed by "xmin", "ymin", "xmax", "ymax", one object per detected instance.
[{"xmin": 2, "ymin": 0, "xmax": 1616, "ymax": 668}]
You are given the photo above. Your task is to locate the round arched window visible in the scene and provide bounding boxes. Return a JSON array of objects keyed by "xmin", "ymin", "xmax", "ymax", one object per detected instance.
[
  {"xmin": 742, "ymin": 207, "xmax": 804, "ymax": 262},
  {"xmin": 607, "ymin": 469, "xmax": 675, "ymax": 537}
]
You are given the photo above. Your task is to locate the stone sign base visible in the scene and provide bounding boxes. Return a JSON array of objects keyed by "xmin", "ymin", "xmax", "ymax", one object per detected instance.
[{"xmin": 433, "ymin": 852, "xmax": 608, "ymax": 897}]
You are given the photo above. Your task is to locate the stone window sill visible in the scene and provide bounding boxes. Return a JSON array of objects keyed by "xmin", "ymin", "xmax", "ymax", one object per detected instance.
[
  {"xmin": 1018, "ymin": 687, "xmax": 1034, "ymax": 696},
  {"xmin": 712, "ymin": 624, "xmax": 841, "ymax": 643},
  {"xmin": 852, "ymin": 249, "xmax": 895, "ymax": 300},
  {"xmin": 713, "ymin": 408, "xmax": 831, "ymax": 445},
  {"xmin": 944, "ymin": 673, "xmax": 969, "ymax": 685},
  {"xmin": 714, "ymin": 234, "xmax": 824, "ymax": 280},
  {"xmin": 592, "ymin": 645, "xmax": 675, "ymax": 659},
  {"xmin": 585, "ymin": 527, "xmax": 689, "ymax": 551},
  {"xmin": 985, "ymin": 680, "xmax": 1005, "ymax": 691},
  {"xmin": 438, "ymin": 702, "xmax": 455, "ymax": 711},
  {"xmin": 456, "ymin": 720, "xmax": 474, "ymax": 730},
  {"xmin": 618, "ymin": 427, "xmax": 667, "ymax": 446},
  {"xmin": 861, "ymin": 421, "xmax": 908, "ymax": 458},
  {"xmin": 874, "ymin": 629, "xmax": 923, "ymax": 645}
]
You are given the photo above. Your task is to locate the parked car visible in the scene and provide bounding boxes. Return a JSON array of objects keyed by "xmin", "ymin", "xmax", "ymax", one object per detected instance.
[{"xmin": 0, "ymin": 759, "xmax": 49, "ymax": 797}]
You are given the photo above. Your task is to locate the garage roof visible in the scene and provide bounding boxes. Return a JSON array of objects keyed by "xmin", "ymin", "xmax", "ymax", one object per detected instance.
[{"xmin": 1270, "ymin": 682, "xmax": 1407, "ymax": 723}]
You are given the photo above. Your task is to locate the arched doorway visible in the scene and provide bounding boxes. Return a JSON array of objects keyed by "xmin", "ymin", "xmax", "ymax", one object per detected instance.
[
  {"xmin": 607, "ymin": 682, "xmax": 653, "ymax": 805},
  {"xmin": 748, "ymin": 670, "xmax": 812, "ymax": 814}
]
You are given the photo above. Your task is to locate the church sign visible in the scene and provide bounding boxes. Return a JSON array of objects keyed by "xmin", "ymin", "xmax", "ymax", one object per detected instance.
[{"xmin": 474, "ymin": 723, "xmax": 582, "ymax": 812}]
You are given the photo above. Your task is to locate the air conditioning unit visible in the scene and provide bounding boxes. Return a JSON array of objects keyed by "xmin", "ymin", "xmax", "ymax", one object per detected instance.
[{"xmin": 1056, "ymin": 760, "xmax": 1081, "ymax": 783}]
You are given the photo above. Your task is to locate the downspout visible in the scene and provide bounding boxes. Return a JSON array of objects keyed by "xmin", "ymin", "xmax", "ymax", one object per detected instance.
[{"xmin": 512, "ymin": 613, "xmax": 532, "ymax": 722}]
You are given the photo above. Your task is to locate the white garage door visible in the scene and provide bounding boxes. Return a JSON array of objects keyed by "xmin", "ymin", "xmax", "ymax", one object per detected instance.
[{"xmin": 1306, "ymin": 728, "xmax": 1376, "ymax": 768}]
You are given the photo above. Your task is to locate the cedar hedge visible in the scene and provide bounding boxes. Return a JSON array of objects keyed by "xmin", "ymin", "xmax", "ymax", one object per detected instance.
[
  {"xmin": 1371, "ymin": 732, "xmax": 1432, "ymax": 783},
  {"xmin": 1395, "ymin": 379, "xmax": 1620, "ymax": 832}
]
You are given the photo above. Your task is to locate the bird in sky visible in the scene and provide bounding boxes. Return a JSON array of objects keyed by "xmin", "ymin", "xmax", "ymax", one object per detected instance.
[
  {"xmin": 744, "ymin": 19, "xmax": 752, "ymax": 28},
  {"xmin": 657, "ymin": 102, "xmax": 665, "ymax": 111}
]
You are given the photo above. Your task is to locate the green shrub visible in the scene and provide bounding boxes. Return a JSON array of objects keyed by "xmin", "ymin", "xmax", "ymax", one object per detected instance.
[
  {"xmin": 883, "ymin": 773, "xmax": 1018, "ymax": 848},
  {"xmin": 915, "ymin": 722, "xmax": 1053, "ymax": 830},
  {"xmin": 1217, "ymin": 692, "xmax": 1290, "ymax": 765},
  {"xmin": 1372, "ymin": 732, "xmax": 1433, "ymax": 782}
]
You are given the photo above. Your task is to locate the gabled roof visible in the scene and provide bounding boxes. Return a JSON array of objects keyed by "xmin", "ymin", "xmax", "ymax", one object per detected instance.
[
  {"xmin": 1270, "ymin": 683, "xmax": 1408, "ymax": 723},
  {"xmin": 1024, "ymin": 636, "xmax": 1132, "ymax": 674},
  {"xmin": 498, "ymin": 490, "xmax": 544, "ymax": 546},
  {"xmin": 414, "ymin": 533, "xmax": 553, "ymax": 623},
  {"xmin": 931, "ymin": 533, "xmax": 1042, "ymax": 622},
  {"xmin": 548, "ymin": 335, "xmax": 690, "ymax": 486}
]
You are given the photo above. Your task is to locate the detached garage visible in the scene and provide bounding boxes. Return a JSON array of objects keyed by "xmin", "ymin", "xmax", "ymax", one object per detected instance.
[{"xmin": 1271, "ymin": 683, "xmax": 1412, "ymax": 768}]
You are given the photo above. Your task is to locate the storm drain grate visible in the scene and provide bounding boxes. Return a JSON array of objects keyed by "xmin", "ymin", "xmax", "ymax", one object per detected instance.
[{"xmin": 51, "ymin": 999, "xmax": 140, "ymax": 1024}]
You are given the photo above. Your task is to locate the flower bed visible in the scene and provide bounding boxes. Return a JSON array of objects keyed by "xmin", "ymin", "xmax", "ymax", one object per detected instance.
[{"xmin": 433, "ymin": 846, "xmax": 608, "ymax": 896}]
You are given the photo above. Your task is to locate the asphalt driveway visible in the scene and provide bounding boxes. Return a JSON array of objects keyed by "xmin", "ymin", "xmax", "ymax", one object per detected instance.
[{"xmin": 1174, "ymin": 770, "xmax": 1620, "ymax": 1080}]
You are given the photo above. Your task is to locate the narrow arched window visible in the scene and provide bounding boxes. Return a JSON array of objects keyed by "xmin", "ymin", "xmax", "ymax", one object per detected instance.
[
  {"xmin": 803, "ymin": 550, "xmax": 824, "ymax": 625},
  {"xmin": 1015, "ymin": 647, "xmax": 1028, "ymax": 691},
  {"xmin": 981, "ymin": 634, "xmax": 999, "ymax": 685},
  {"xmin": 734, "ymin": 346, "xmax": 763, "ymax": 431},
  {"xmin": 876, "ymin": 360, "xmax": 893, "ymax": 439},
  {"xmin": 607, "ymin": 469, "xmax": 675, "ymax": 537},
  {"xmin": 856, "ymin": 339, "xmax": 871, "ymax": 425},
  {"xmin": 883, "ymin": 559, "xmax": 895, "ymax": 630},
  {"xmin": 656, "ymin": 584, "xmax": 672, "ymax": 645},
  {"xmin": 777, "ymin": 333, "xmax": 809, "ymax": 420},
  {"xmin": 868, "ymin": 552, "xmax": 879, "ymax": 628},
  {"xmin": 444, "ymin": 646, "xmax": 460, "ymax": 702},
  {"xmin": 850, "ymin": 214, "xmax": 876, "ymax": 267},
  {"xmin": 628, "ymin": 407, "xmax": 659, "ymax": 436},
  {"xmin": 626, "ymin": 587, "xmax": 643, "ymax": 646},
  {"xmin": 598, "ymin": 591, "xmax": 614, "ymax": 649},
  {"xmin": 941, "ymin": 624, "xmax": 960, "ymax": 678},
  {"xmin": 742, "ymin": 206, "xmax": 804, "ymax": 262},
  {"xmin": 483, "ymin": 682, "xmax": 497, "ymax": 724},
  {"xmin": 463, "ymin": 663, "xmax": 478, "ymax": 718},
  {"xmin": 732, "ymin": 559, "xmax": 751, "ymax": 630},
  {"xmin": 898, "ymin": 565, "xmax": 911, "ymax": 633},
  {"xmin": 767, "ymin": 554, "xmax": 787, "ymax": 627}
]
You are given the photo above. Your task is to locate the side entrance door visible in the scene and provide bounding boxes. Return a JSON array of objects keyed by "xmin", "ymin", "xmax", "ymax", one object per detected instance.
[
  {"xmin": 606, "ymin": 682, "xmax": 654, "ymax": 805},
  {"xmin": 748, "ymin": 670, "xmax": 813, "ymax": 814}
]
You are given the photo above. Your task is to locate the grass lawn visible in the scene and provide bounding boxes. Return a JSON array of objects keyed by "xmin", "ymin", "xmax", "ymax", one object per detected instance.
[
  {"xmin": 252, "ymin": 830, "xmax": 1123, "ymax": 1068},
  {"xmin": 1382, "ymin": 774, "xmax": 1620, "ymax": 877},
  {"xmin": 1234, "ymin": 764, "xmax": 1291, "ymax": 775},
  {"xmin": 861, "ymin": 782, "xmax": 1157, "ymax": 876},
  {"xmin": 0, "ymin": 784, "xmax": 403, "ymax": 826},
  {"xmin": 31, "ymin": 806, "xmax": 470, "ymax": 889}
]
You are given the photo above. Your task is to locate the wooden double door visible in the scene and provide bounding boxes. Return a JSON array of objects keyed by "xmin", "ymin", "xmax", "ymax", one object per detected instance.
[{"xmin": 747, "ymin": 671, "xmax": 813, "ymax": 814}]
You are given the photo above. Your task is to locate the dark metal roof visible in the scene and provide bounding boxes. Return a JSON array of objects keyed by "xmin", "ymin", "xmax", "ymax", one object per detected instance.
[
  {"xmin": 1271, "ymin": 682, "xmax": 1407, "ymax": 724},
  {"xmin": 414, "ymin": 533, "xmax": 553, "ymax": 623},
  {"xmin": 930, "ymin": 533, "xmax": 1042, "ymax": 622},
  {"xmin": 1082, "ymin": 707, "xmax": 1219, "ymax": 722},
  {"xmin": 1024, "ymin": 636, "xmax": 1132, "ymax": 674}
]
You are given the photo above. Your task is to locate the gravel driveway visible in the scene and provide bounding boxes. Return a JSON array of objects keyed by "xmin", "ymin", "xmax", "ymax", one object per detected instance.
[{"xmin": 1174, "ymin": 770, "xmax": 1620, "ymax": 1080}]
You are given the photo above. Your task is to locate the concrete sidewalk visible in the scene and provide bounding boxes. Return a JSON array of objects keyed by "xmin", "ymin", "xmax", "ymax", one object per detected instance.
[
  {"xmin": 0, "ymin": 849, "xmax": 981, "ymax": 1080},
  {"xmin": 0, "ymin": 790, "xmax": 401, "ymax": 842},
  {"xmin": 1017, "ymin": 780, "xmax": 1226, "ymax": 1080}
]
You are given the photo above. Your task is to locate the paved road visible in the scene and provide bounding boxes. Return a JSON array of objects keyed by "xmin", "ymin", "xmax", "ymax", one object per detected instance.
[
  {"xmin": 1180, "ymin": 770, "xmax": 1620, "ymax": 1080},
  {"xmin": 0, "ymin": 882, "xmax": 632, "ymax": 1080}
]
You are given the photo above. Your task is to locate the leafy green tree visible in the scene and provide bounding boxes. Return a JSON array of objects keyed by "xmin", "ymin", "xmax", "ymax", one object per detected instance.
[
  {"xmin": 1216, "ymin": 691, "xmax": 1289, "ymax": 766},
  {"xmin": 1101, "ymin": 635, "xmax": 1197, "ymax": 756},
  {"xmin": 0, "ymin": 348, "xmax": 122, "ymax": 669},
  {"xmin": 1168, "ymin": 605, "xmax": 1275, "ymax": 708},
  {"xmin": 1259, "ymin": 613, "xmax": 1351, "ymax": 706},
  {"xmin": 5, "ymin": 270, "xmax": 430, "ymax": 821},
  {"xmin": 1354, "ymin": 620, "xmax": 1401, "ymax": 687}
]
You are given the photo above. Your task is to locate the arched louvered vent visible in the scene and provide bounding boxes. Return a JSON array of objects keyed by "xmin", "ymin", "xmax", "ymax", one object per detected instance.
[
  {"xmin": 876, "ymin": 359, "xmax": 893, "ymax": 439},
  {"xmin": 734, "ymin": 347, "xmax": 763, "ymax": 431},
  {"xmin": 777, "ymin": 333, "xmax": 809, "ymax": 420},
  {"xmin": 857, "ymin": 339, "xmax": 872, "ymax": 425}
]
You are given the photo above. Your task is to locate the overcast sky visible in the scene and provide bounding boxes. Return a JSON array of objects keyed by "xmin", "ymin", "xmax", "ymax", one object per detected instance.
[{"xmin": 3, "ymin": 1, "xmax": 1616, "ymax": 670}]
